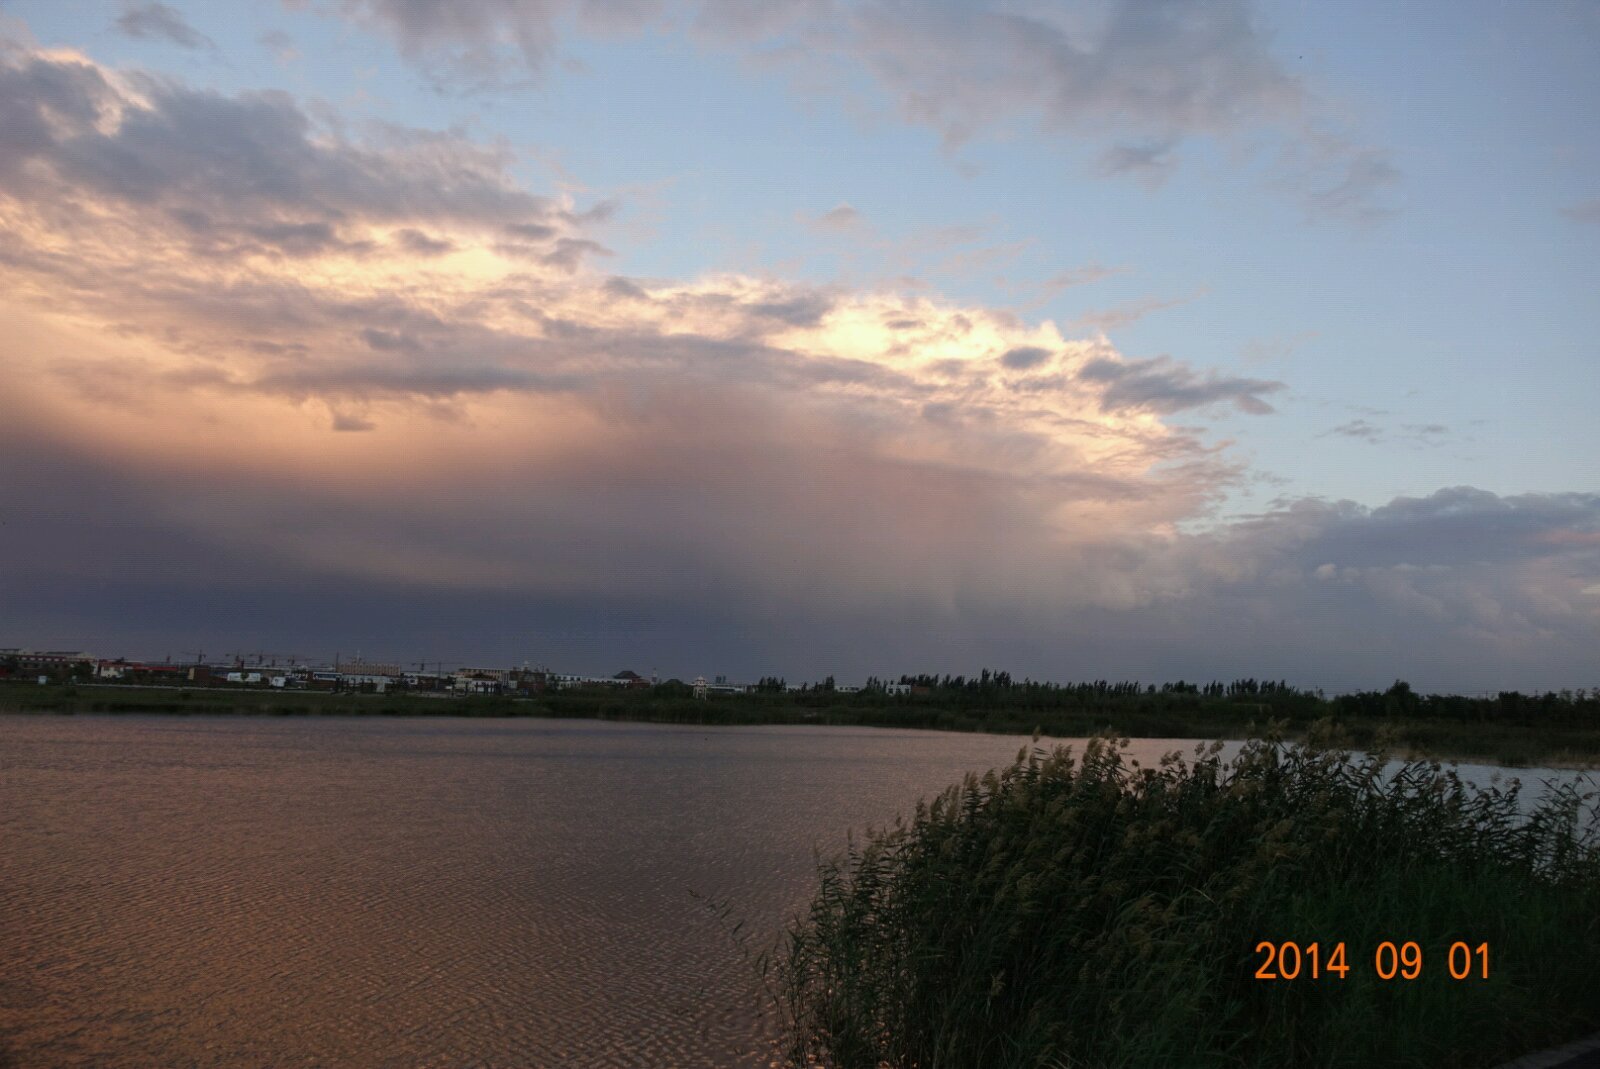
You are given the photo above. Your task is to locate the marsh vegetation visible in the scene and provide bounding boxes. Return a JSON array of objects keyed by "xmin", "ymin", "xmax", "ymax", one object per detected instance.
[
  {"xmin": 6, "ymin": 676, "xmax": 1599, "ymax": 766},
  {"xmin": 769, "ymin": 731, "xmax": 1600, "ymax": 1068}
]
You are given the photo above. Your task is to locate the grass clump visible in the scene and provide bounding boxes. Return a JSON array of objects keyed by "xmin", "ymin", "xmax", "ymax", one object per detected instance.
[{"xmin": 774, "ymin": 728, "xmax": 1600, "ymax": 1069}]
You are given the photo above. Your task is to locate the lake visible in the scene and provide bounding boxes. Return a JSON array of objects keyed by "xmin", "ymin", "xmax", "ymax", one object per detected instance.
[{"xmin": 0, "ymin": 717, "xmax": 1584, "ymax": 1068}]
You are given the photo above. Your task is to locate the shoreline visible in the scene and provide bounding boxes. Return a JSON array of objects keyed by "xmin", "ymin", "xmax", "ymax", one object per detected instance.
[{"xmin": 4, "ymin": 682, "xmax": 1598, "ymax": 770}]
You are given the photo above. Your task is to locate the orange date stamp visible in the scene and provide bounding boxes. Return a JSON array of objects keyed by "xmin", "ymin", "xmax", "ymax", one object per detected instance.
[{"xmin": 1252, "ymin": 941, "xmax": 1489, "ymax": 980}]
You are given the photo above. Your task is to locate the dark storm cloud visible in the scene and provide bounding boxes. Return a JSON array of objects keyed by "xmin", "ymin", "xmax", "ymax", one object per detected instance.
[
  {"xmin": 1292, "ymin": 487, "xmax": 1600, "ymax": 570},
  {"xmin": 115, "ymin": 3, "xmax": 215, "ymax": 50},
  {"xmin": 5, "ymin": 415, "xmax": 1595, "ymax": 689},
  {"xmin": 1154, "ymin": 489, "xmax": 1600, "ymax": 685},
  {"xmin": 1079, "ymin": 354, "xmax": 1284, "ymax": 414}
]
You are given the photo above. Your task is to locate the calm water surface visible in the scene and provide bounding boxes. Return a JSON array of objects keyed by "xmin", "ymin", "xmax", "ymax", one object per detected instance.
[{"xmin": 0, "ymin": 717, "xmax": 1584, "ymax": 1068}]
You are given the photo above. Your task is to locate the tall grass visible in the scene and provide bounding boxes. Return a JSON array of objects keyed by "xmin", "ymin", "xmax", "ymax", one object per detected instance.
[{"xmin": 773, "ymin": 727, "xmax": 1600, "ymax": 1068}]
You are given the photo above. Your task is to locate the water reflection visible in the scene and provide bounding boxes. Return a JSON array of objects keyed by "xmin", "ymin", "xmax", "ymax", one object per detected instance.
[{"xmin": 0, "ymin": 717, "xmax": 1586, "ymax": 1068}]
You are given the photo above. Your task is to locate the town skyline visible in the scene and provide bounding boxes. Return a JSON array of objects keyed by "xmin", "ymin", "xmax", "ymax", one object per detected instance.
[{"xmin": 5, "ymin": 641, "xmax": 1593, "ymax": 699}]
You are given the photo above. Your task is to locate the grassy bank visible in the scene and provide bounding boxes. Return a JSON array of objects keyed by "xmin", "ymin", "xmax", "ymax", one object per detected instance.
[
  {"xmin": 772, "ymin": 732, "xmax": 1600, "ymax": 1069},
  {"xmin": 3, "ymin": 679, "xmax": 1598, "ymax": 767}
]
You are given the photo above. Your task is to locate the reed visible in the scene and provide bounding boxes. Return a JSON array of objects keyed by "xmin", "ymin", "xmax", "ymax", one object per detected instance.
[{"xmin": 773, "ymin": 727, "xmax": 1600, "ymax": 1068}]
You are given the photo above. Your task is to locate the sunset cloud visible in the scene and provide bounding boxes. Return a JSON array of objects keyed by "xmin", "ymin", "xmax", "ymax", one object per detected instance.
[
  {"xmin": 0, "ymin": 27, "xmax": 1593, "ymax": 689},
  {"xmin": 0, "ymin": 43, "xmax": 1227, "ymax": 586}
]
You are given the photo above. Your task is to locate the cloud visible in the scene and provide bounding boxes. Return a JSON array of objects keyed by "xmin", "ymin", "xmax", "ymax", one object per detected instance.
[
  {"xmin": 1, "ymin": 42, "xmax": 1589, "ymax": 689},
  {"xmin": 603, "ymin": 275, "xmax": 650, "ymax": 300},
  {"xmin": 748, "ymin": 291, "xmax": 836, "ymax": 327},
  {"xmin": 808, "ymin": 0, "xmax": 1303, "ymax": 147},
  {"xmin": 997, "ymin": 263, "xmax": 1124, "ymax": 311},
  {"xmin": 0, "ymin": 46, "xmax": 600, "ymax": 257},
  {"xmin": 1303, "ymin": 146, "xmax": 1400, "ymax": 224},
  {"xmin": 504, "ymin": 221, "xmax": 559, "ymax": 241},
  {"xmin": 7, "ymin": 404, "xmax": 1595, "ymax": 688},
  {"xmin": 804, "ymin": 202, "xmax": 867, "ymax": 234},
  {"xmin": 999, "ymin": 345, "xmax": 1053, "ymax": 370},
  {"xmin": 0, "ymin": 49, "xmax": 1245, "ymax": 632},
  {"xmin": 1075, "ymin": 293, "xmax": 1194, "ymax": 331},
  {"xmin": 798, "ymin": 209, "xmax": 1034, "ymax": 287},
  {"xmin": 258, "ymin": 29, "xmax": 299, "ymax": 63},
  {"xmin": 1321, "ymin": 419, "xmax": 1453, "ymax": 448},
  {"xmin": 541, "ymin": 236, "xmax": 612, "ymax": 271},
  {"xmin": 0, "ymin": 44, "xmax": 1226, "ymax": 452},
  {"xmin": 1141, "ymin": 488, "xmax": 1600, "ymax": 684},
  {"xmin": 328, "ymin": 0, "xmax": 666, "ymax": 87},
  {"xmin": 1045, "ymin": 264, "xmax": 1120, "ymax": 289},
  {"xmin": 311, "ymin": 0, "xmax": 1393, "ymax": 218},
  {"xmin": 1562, "ymin": 198, "xmax": 1600, "ymax": 224},
  {"xmin": 395, "ymin": 227, "xmax": 456, "ymax": 255},
  {"xmin": 1238, "ymin": 331, "xmax": 1313, "ymax": 365},
  {"xmin": 331, "ymin": 410, "xmax": 376, "ymax": 432},
  {"xmin": 114, "ymin": 3, "xmax": 215, "ymax": 50},
  {"xmin": 1079, "ymin": 354, "xmax": 1285, "ymax": 414},
  {"xmin": 1324, "ymin": 418, "xmax": 1383, "ymax": 442},
  {"xmin": 1095, "ymin": 138, "xmax": 1179, "ymax": 185}
]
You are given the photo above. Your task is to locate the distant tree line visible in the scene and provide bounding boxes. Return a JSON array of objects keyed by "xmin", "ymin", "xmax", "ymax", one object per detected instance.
[{"xmin": 766, "ymin": 670, "xmax": 1600, "ymax": 728}]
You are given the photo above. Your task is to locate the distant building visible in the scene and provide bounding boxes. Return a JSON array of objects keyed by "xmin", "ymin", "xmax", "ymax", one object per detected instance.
[
  {"xmin": 339, "ymin": 670, "xmax": 397, "ymax": 692},
  {"xmin": 692, "ymin": 675, "xmax": 748, "ymax": 696},
  {"xmin": 457, "ymin": 666, "xmax": 511, "ymax": 684},
  {"xmin": 404, "ymin": 671, "xmax": 452, "ymax": 692},
  {"xmin": 2, "ymin": 649, "xmax": 93, "ymax": 681},
  {"xmin": 337, "ymin": 660, "xmax": 402, "ymax": 678},
  {"xmin": 3, "ymin": 649, "xmax": 94, "ymax": 671},
  {"xmin": 454, "ymin": 669, "xmax": 504, "ymax": 695},
  {"xmin": 547, "ymin": 671, "xmax": 645, "ymax": 690},
  {"xmin": 95, "ymin": 660, "xmax": 187, "ymax": 683}
]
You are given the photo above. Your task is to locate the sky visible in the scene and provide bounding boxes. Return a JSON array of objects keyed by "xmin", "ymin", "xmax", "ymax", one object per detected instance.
[{"xmin": 1, "ymin": 0, "xmax": 1596, "ymax": 691}]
